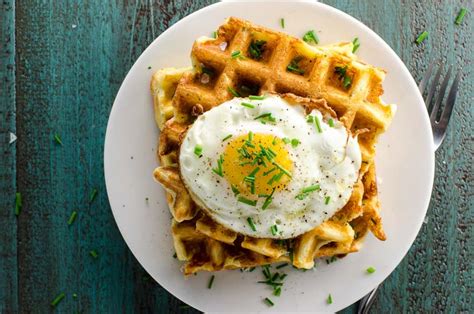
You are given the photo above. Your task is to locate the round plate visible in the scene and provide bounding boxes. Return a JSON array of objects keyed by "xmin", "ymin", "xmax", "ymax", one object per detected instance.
[{"xmin": 104, "ymin": 1, "xmax": 434, "ymax": 312}]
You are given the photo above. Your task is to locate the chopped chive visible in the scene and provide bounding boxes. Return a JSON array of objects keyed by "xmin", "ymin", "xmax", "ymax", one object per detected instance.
[
  {"xmin": 263, "ymin": 167, "xmax": 277, "ymax": 176},
  {"xmin": 231, "ymin": 185, "xmax": 240, "ymax": 196},
  {"xmin": 89, "ymin": 250, "xmax": 98, "ymax": 259},
  {"xmin": 314, "ymin": 115, "xmax": 322, "ymax": 133},
  {"xmin": 343, "ymin": 75, "xmax": 352, "ymax": 89},
  {"xmin": 51, "ymin": 292, "xmax": 65, "ymax": 307},
  {"xmin": 280, "ymin": 18, "xmax": 285, "ymax": 29},
  {"xmin": 273, "ymin": 162, "xmax": 292, "ymax": 178},
  {"xmin": 67, "ymin": 210, "xmax": 78, "ymax": 225},
  {"xmin": 227, "ymin": 86, "xmax": 241, "ymax": 97},
  {"xmin": 334, "ymin": 66, "xmax": 352, "ymax": 89},
  {"xmin": 272, "ymin": 136, "xmax": 277, "ymax": 145},
  {"xmin": 366, "ymin": 266, "xmax": 376, "ymax": 274},
  {"xmin": 247, "ymin": 217, "xmax": 257, "ymax": 231},
  {"xmin": 212, "ymin": 31, "xmax": 217, "ymax": 39},
  {"xmin": 212, "ymin": 155, "xmax": 224, "ymax": 177},
  {"xmin": 287, "ymin": 64, "xmax": 304, "ymax": 74},
  {"xmin": 248, "ymin": 40, "xmax": 266, "ymax": 60},
  {"xmin": 231, "ymin": 50, "xmax": 241, "ymax": 58},
  {"xmin": 274, "ymin": 286, "xmax": 282, "ymax": 296},
  {"xmin": 302, "ymin": 30, "xmax": 319, "ymax": 45},
  {"xmin": 267, "ymin": 148, "xmax": 277, "ymax": 157},
  {"xmin": 53, "ymin": 134, "xmax": 63, "ymax": 145},
  {"xmin": 222, "ymin": 134, "xmax": 232, "ymax": 142},
  {"xmin": 267, "ymin": 172, "xmax": 284, "ymax": 185},
  {"xmin": 282, "ymin": 137, "xmax": 291, "ymax": 144},
  {"xmin": 328, "ymin": 118, "xmax": 335, "ymax": 127},
  {"xmin": 173, "ymin": 253, "xmax": 177, "ymax": 259},
  {"xmin": 455, "ymin": 8, "xmax": 467, "ymax": 25},
  {"xmin": 194, "ymin": 145, "xmax": 203, "ymax": 157},
  {"xmin": 352, "ymin": 37, "xmax": 360, "ymax": 53},
  {"xmin": 276, "ymin": 263, "xmax": 288, "ymax": 269},
  {"xmin": 249, "ymin": 95, "xmax": 265, "ymax": 100},
  {"xmin": 15, "ymin": 192, "xmax": 22, "ymax": 216},
  {"xmin": 240, "ymin": 102, "xmax": 255, "ymax": 108},
  {"xmin": 326, "ymin": 256, "xmax": 338, "ymax": 264},
  {"xmin": 254, "ymin": 113, "xmax": 272, "ymax": 120},
  {"xmin": 327, "ymin": 294, "xmax": 333, "ymax": 304},
  {"xmin": 89, "ymin": 189, "xmax": 98, "ymax": 203},
  {"xmin": 248, "ymin": 131, "xmax": 253, "ymax": 142},
  {"xmin": 264, "ymin": 297, "xmax": 275, "ymax": 306},
  {"xmin": 279, "ymin": 273, "xmax": 287, "ymax": 280},
  {"xmin": 262, "ymin": 190, "xmax": 274, "ymax": 210},
  {"xmin": 291, "ymin": 138, "xmax": 300, "ymax": 148},
  {"xmin": 238, "ymin": 196, "xmax": 257, "ymax": 207},
  {"xmin": 270, "ymin": 224, "xmax": 278, "ymax": 235},
  {"xmin": 325, "ymin": 196, "xmax": 331, "ymax": 205},
  {"xmin": 248, "ymin": 167, "xmax": 260, "ymax": 177},
  {"xmin": 303, "ymin": 185, "xmax": 320, "ymax": 193},
  {"xmin": 208, "ymin": 275, "xmax": 215, "ymax": 289},
  {"xmin": 249, "ymin": 267, "xmax": 256, "ymax": 272},
  {"xmin": 415, "ymin": 31, "xmax": 429, "ymax": 45},
  {"xmin": 306, "ymin": 115, "xmax": 314, "ymax": 123}
]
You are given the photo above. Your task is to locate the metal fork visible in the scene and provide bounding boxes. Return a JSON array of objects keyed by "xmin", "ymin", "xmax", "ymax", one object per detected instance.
[{"xmin": 357, "ymin": 63, "xmax": 461, "ymax": 314}]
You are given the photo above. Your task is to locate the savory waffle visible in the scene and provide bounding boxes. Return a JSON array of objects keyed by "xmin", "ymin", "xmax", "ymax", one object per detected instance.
[{"xmin": 151, "ymin": 17, "xmax": 395, "ymax": 274}]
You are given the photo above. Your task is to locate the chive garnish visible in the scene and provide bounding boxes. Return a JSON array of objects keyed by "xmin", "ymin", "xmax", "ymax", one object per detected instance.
[
  {"xmin": 222, "ymin": 134, "xmax": 232, "ymax": 142},
  {"xmin": 248, "ymin": 40, "xmax": 266, "ymax": 60},
  {"xmin": 231, "ymin": 50, "xmax": 241, "ymax": 58},
  {"xmin": 51, "ymin": 292, "xmax": 65, "ymax": 307},
  {"xmin": 314, "ymin": 115, "xmax": 322, "ymax": 133},
  {"xmin": 295, "ymin": 185, "xmax": 320, "ymax": 200},
  {"xmin": 238, "ymin": 196, "xmax": 257, "ymax": 207},
  {"xmin": 247, "ymin": 217, "xmax": 257, "ymax": 231},
  {"xmin": 274, "ymin": 287, "xmax": 282, "ymax": 296},
  {"xmin": 248, "ymin": 131, "xmax": 253, "ymax": 142},
  {"xmin": 227, "ymin": 86, "xmax": 241, "ymax": 97},
  {"xmin": 325, "ymin": 196, "xmax": 331, "ymax": 205},
  {"xmin": 194, "ymin": 145, "xmax": 203, "ymax": 157},
  {"xmin": 273, "ymin": 162, "xmax": 292, "ymax": 178},
  {"xmin": 415, "ymin": 31, "xmax": 429, "ymax": 45},
  {"xmin": 212, "ymin": 31, "xmax": 217, "ymax": 39},
  {"xmin": 326, "ymin": 256, "xmax": 338, "ymax": 264},
  {"xmin": 208, "ymin": 275, "xmax": 215, "ymax": 289},
  {"xmin": 89, "ymin": 189, "xmax": 98, "ymax": 203},
  {"xmin": 272, "ymin": 136, "xmax": 277, "ymax": 145},
  {"xmin": 262, "ymin": 188, "xmax": 275, "ymax": 210},
  {"xmin": 328, "ymin": 118, "xmax": 335, "ymax": 127},
  {"xmin": 455, "ymin": 8, "xmax": 467, "ymax": 25},
  {"xmin": 352, "ymin": 37, "xmax": 360, "ymax": 53},
  {"xmin": 270, "ymin": 225, "xmax": 278, "ymax": 236},
  {"xmin": 231, "ymin": 185, "xmax": 240, "ymax": 196},
  {"xmin": 54, "ymin": 134, "xmax": 63, "ymax": 145},
  {"xmin": 90, "ymin": 250, "xmax": 99, "ymax": 259},
  {"xmin": 15, "ymin": 192, "xmax": 22, "ymax": 216},
  {"xmin": 327, "ymin": 294, "xmax": 333, "ymax": 304},
  {"xmin": 263, "ymin": 167, "xmax": 277, "ymax": 176},
  {"xmin": 366, "ymin": 266, "xmax": 376, "ymax": 274},
  {"xmin": 276, "ymin": 263, "xmax": 288, "ymax": 269},
  {"xmin": 291, "ymin": 138, "xmax": 300, "ymax": 148},
  {"xmin": 334, "ymin": 66, "xmax": 352, "ymax": 89},
  {"xmin": 240, "ymin": 102, "xmax": 255, "ymax": 108},
  {"xmin": 67, "ymin": 210, "xmax": 78, "ymax": 225},
  {"xmin": 287, "ymin": 63, "xmax": 304, "ymax": 74},
  {"xmin": 212, "ymin": 155, "xmax": 224, "ymax": 177},
  {"xmin": 302, "ymin": 30, "xmax": 319, "ymax": 45},
  {"xmin": 282, "ymin": 137, "xmax": 290, "ymax": 144},
  {"xmin": 249, "ymin": 95, "xmax": 265, "ymax": 100},
  {"xmin": 264, "ymin": 297, "xmax": 275, "ymax": 306},
  {"xmin": 280, "ymin": 18, "xmax": 285, "ymax": 29}
]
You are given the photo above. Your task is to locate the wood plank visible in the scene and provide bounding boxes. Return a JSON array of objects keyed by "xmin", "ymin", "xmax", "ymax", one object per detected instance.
[
  {"xmin": 323, "ymin": 0, "xmax": 473, "ymax": 313},
  {"xmin": 13, "ymin": 0, "xmax": 213, "ymax": 313},
  {"xmin": 0, "ymin": 0, "xmax": 18, "ymax": 312}
]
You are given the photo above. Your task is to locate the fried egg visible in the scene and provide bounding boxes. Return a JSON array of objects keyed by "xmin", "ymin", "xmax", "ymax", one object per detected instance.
[{"xmin": 179, "ymin": 95, "xmax": 361, "ymax": 238}]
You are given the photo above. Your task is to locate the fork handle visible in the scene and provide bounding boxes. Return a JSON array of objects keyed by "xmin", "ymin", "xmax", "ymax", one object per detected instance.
[{"xmin": 357, "ymin": 285, "xmax": 379, "ymax": 314}]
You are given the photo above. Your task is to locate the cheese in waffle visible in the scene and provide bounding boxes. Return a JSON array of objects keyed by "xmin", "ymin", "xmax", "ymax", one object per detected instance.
[{"xmin": 150, "ymin": 17, "xmax": 395, "ymax": 275}]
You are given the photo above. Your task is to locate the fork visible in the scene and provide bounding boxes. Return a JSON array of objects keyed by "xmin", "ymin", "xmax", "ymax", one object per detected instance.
[{"xmin": 356, "ymin": 63, "xmax": 461, "ymax": 314}]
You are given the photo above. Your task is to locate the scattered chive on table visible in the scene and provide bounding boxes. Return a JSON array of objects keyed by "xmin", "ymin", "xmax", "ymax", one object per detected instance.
[{"xmin": 1, "ymin": 0, "xmax": 472, "ymax": 312}]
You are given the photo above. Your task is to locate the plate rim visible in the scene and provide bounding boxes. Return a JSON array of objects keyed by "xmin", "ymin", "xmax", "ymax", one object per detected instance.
[{"xmin": 104, "ymin": 1, "xmax": 435, "ymax": 311}]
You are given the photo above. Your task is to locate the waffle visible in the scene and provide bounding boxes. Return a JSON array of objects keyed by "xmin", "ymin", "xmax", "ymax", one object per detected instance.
[{"xmin": 151, "ymin": 17, "xmax": 395, "ymax": 274}]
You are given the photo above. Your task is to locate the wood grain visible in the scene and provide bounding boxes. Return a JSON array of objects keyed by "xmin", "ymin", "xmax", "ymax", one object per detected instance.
[{"xmin": 1, "ymin": 0, "xmax": 472, "ymax": 313}]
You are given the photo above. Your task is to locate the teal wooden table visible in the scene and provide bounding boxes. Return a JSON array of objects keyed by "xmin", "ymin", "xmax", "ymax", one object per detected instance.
[{"xmin": 1, "ymin": 1, "xmax": 472, "ymax": 312}]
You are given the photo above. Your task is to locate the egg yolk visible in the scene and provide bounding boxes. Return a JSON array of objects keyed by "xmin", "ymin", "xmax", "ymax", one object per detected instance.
[{"xmin": 222, "ymin": 133, "xmax": 293, "ymax": 196}]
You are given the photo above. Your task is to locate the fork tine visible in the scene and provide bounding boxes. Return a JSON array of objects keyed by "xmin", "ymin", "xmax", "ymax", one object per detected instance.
[
  {"xmin": 425, "ymin": 63, "xmax": 443, "ymax": 110},
  {"xmin": 439, "ymin": 71, "xmax": 460, "ymax": 125},
  {"xmin": 418, "ymin": 62, "xmax": 435, "ymax": 94},
  {"xmin": 430, "ymin": 65, "xmax": 452, "ymax": 123}
]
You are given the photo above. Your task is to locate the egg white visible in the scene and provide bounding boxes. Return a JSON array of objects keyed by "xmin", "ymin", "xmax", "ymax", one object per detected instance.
[{"xmin": 179, "ymin": 95, "xmax": 361, "ymax": 238}]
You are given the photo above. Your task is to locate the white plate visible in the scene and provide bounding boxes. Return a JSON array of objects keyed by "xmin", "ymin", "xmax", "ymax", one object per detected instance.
[{"xmin": 104, "ymin": 1, "xmax": 434, "ymax": 312}]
